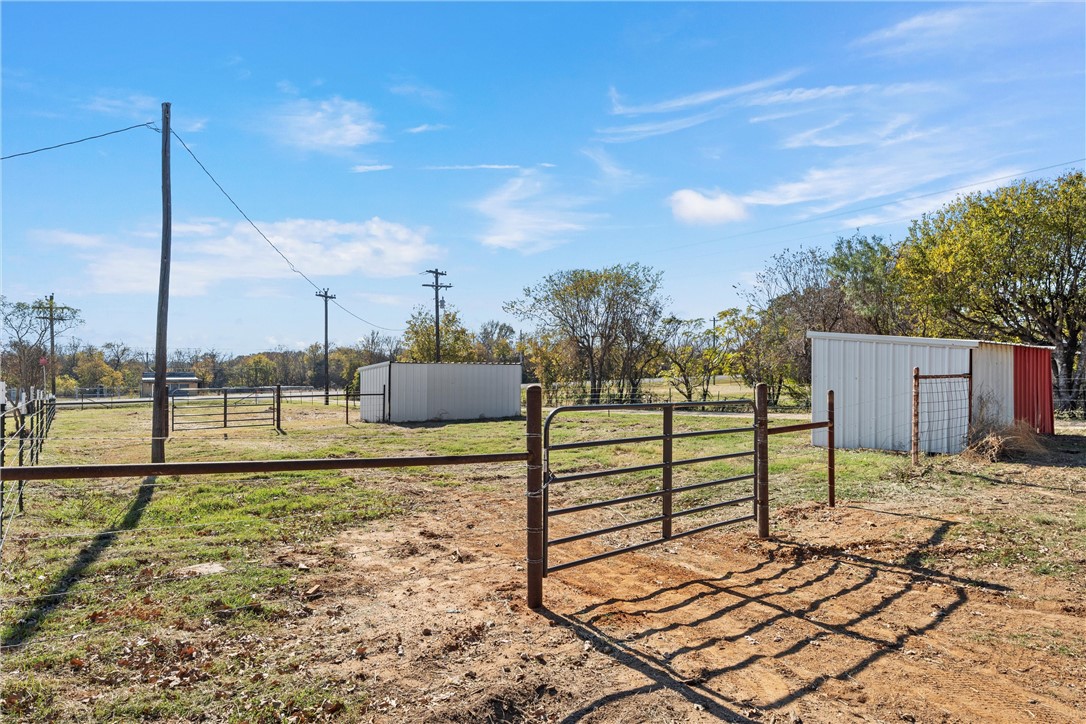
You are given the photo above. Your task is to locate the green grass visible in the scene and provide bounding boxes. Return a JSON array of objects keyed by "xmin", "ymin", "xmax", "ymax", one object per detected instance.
[{"xmin": 3, "ymin": 400, "xmax": 1083, "ymax": 721}]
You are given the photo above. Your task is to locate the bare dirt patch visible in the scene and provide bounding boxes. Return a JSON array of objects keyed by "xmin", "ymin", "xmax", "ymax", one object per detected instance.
[{"xmin": 276, "ymin": 473, "xmax": 1085, "ymax": 723}]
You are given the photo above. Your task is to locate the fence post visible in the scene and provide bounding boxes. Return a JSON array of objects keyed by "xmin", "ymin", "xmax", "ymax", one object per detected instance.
[
  {"xmin": 18, "ymin": 403, "xmax": 28, "ymax": 514},
  {"xmin": 754, "ymin": 383, "xmax": 769, "ymax": 539},
  {"xmin": 1, "ymin": 403, "xmax": 6, "ymax": 535},
  {"xmin": 827, "ymin": 389, "xmax": 835, "ymax": 508},
  {"xmin": 526, "ymin": 384, "xmax": 544, "ymax": 610},
  {"xmin": 223, "ymin": 388, "xmax": 229, "ymax": 430},
  {"xmin": 276, "ymin": 385, "xmax": 282, "ymax": 431},
  {"xmin": 662, "ymin": 405, "xmax": 673, "ymax": 539},
  {"xmin": 912, "ymin": 367, "xmax": 920, "ymax": 466}
]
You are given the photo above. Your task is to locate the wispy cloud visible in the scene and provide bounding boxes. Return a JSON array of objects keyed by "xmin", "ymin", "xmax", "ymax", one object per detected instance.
[
  {"xmin": 405, "ymin": 123, "xmax": 449, "ymax": 134},
  {"xmin": 781, "ymin": 113, "xmax": 919, "ymax": 149},
  {"xmin": 351, "ymin": 164, "xmax": 392, "ymax": 173},
  {"xmin": 582, "ymin": 147, "xmax": 644, "ymax": 189},
  {"xmin": 82, "ymin": 91, "xmax": 158, "ymax": 119},
  {"xmin": 609, "ymin": 71, "xmax": 798, "ymax": 115},
  {"xmin": 61, "ymin": 216, "xmax": 436, "ymax": 296},
  {"xmin": 668, "ymin": 189, "xmax": 748, "ymax": 225},
  {"xmin": 598, "ymin": 106, "xmax": 730, "ymax": 144},
  {"xmin": 29, "ymin": 229, "xmax": 105, "ymax": 248},
  {"xmin": 389, "ymin": 79, "xmax": 447, "ymax": 108},
  {"xmin": 852, "ymin": 7, "xmax": 987, "ymax": 57},
  {"xmin": 425, "ymin": 164, "xmax": 520, "ymax": 171},
  {"xmin": 475, "ymin": 170, "xmax": 599, "ymax": 253},
  {"xmin": 274, "ymin": 96, "xmax": 383, "ymax": 151}
]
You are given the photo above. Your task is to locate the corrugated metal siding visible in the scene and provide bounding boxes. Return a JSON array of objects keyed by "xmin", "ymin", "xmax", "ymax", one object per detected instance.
[
  {"xmin": 1013, "ymin": 346, "xmax": 1055, "ymax": 434},
  {"xmin": 809, "ymin": 332, "xmax": 974, "ymax": 453},
  {"xmin": 973, "ymin": 343, "xmax": 1015, "ymax": 427},
  {"xmin": 374, "ymin": 363, "xmax": 521, "ymax": 423},
  {"xmin": 357, "ymin": 362, "xmax": 391, "ymax": 422}
]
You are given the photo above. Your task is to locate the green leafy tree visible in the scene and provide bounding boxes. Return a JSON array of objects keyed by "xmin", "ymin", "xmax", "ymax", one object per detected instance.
[
  {"xmin": 0, "ymin": 295, "xmax": 82, "ymax": 392},
  {"xmin": 828, "ymin": 233, "xmax": 919, "ymax": 336},
  {"xmin": 900, "ymin": 171, "xmax": 1085, "ymax": 411},
  {"xmin": 660, "ymin": 317, "xmax": 722, "ymax": 401},
  {"xmin": 505, "ymin": 263, "xmax": 666, "ymax": 404},
  {"xmin": 399, "ymin": 306, "xmax": 477, "ymax": 363}
]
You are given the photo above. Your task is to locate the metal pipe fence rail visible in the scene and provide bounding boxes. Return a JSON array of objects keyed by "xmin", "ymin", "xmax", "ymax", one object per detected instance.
[{"xmin": 526, "ymin": 384, "xmax": 834, "ymax": 609}]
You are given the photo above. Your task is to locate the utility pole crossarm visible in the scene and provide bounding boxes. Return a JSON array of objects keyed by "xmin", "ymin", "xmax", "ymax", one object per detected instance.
[{"xmin": 422, "ymin": 268, "xmax": 451, "ymax": 363}]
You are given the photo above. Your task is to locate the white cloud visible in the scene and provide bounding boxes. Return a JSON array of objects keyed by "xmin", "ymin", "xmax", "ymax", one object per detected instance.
[
  {"xmin": 405, "ymin": 123, "xmax": 448, "ymax": 134},
  {"xmin": 476, "ymin": 171, "xmax": 599, "ymax": 253},
  {"xmin": 597, "ymin": 106, "xmax": 729, "ymax": 143},
  {"xmin": 82, "ymin": 92, "xmax": 158, "ymax": 119},
  {"xmin": 277, "ymin": 80, "xmax": 300, "ymax": 95},
  {"xmin": 351, "ymin": 164, "xmax": 392, "ymax": 173},
  {"xmin": 425, "ymin": 164, "xmax": 520, "ymax": 171},
  {"xmin": 781, "ymin": 113, "xmax": 916, "ymax": 149},
  {"xmin": 29, "ymin": 229, "xmax": 105, "ymax": 248},
  {"xmin": 668, "ymin": 189, "xmax": 748, "ymax": 225},
  {"xmin": 609, "ymin": 71, "xmax": 798, "ymax": 115},
  {"xmin": 70, "ymin": 216, "xmax": 436, "ymax": 296},
  {"xmin": 582, "ymin": 147, "xmax": 644, "ymax": 189},
  {"xmin": 389, "ymin": 80, "xmax": 446, "ymax": 107},
  {"xmin": 274, "ymin": 96, "xmax": 383, "ymax": 151},
  {"xmin": 852, "ymin": 7, "xmax": 987, "ymax": 57}
]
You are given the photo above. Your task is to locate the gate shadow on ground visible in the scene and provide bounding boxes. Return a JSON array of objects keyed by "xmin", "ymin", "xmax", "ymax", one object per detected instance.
[
  {"xmin": 539, "ymin": 511, "xmax": 1011, "ymax": 722},
  {"xmin": 1, "ymin": 476, "xmax": 156, "ymax": 648}
]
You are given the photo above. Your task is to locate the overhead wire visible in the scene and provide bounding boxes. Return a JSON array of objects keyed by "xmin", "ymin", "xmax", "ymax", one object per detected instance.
[
  {"xmin": 0, "ymin": 122, "xmax": 157, "ymax": 160},
  {"xmin": 167, "ymin": 128, "xmax": 405, "ymax": 334}
]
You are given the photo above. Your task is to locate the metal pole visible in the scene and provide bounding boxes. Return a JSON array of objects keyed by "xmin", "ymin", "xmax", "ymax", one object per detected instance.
[
  {"xmin": 1, "ymin": 403, "xmax": 6, "ymax": 533},
  {"xmin": 827, "ymin": 389, "xmax": 835, "ymax": 508},
  {"xmin": 525, "ymin": 384, "xmax": 544, "ymax": 610},
  {"xmin": 275, "ymin": 384, "xmax": 282, "ymax": 431},
  {"xmin": 912, "ymin": 366, "xmax": 920, "ymax": 466},
  {"xmin": 662, "ymin": 405, "xmax": 673, "ymax": 539},
  {"xmin": 151, "ymin": 101, "xmax": 172, "ymax": 463},
  {"xmin": 755, "ymin": 383, "xmax": 769, "ymax": 539},
  {"xmin": 223, "ymin": 388, "xmax": 229, "ymax": 429}
]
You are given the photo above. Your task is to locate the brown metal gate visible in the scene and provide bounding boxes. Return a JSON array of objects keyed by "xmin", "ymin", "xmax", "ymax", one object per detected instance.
[{"xmin": 526, "ymin": 383, "xmax": 835, "ymax": 608}]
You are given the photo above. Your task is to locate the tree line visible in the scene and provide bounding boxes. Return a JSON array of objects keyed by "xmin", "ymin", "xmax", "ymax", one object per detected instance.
[{"xmin": 3, "ymin": 172, "xmax": 1082, "ymax": 411}]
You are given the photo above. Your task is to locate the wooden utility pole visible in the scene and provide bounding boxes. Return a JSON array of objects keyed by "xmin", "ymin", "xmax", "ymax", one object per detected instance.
[
  {"xmin": 34, "ymin": 293, "xmax": 61, "ymax": 396},
  {"xmin": 422, "ymin": 269, "xmax": 451, "ymax": 362},
  {"xmin": 151, "ymin": 102, "xmax": 172, "ymax": 463},
  {"xmin": 316, "ymin": 289, "xmax": 336, "ymax": 405}
]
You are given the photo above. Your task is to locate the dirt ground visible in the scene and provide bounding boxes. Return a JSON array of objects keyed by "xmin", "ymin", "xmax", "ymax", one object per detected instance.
[{"xmin": 265, "ymin": 456, "xmax": 1085, "ymax": 723}]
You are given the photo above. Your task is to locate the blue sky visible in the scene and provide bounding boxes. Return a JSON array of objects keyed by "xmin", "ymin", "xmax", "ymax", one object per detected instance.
[{"xmin": 3, "ymin": 1, "xmax": 1084, "ymax": 356}]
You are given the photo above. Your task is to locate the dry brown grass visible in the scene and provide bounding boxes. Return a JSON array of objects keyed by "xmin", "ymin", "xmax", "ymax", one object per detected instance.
[{"xmin": 965, "ymin": 418, "xmax": 1049, "ymax": 462}]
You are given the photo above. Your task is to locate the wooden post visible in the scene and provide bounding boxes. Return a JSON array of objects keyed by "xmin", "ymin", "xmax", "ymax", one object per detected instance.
[
  {"xmin": 525, "ymin": 385, "xmax": 544, "ymax": 610},
  {"xmin": 912, "ymin": 366, "xmax": 920, "ymax": 466},
  {"xmin": 755, "ymin": 383, "xmax": 769, "ymax": 539},
  {"xmin": 151, "ymin": 101, "xmax": 172, "ymax": 463},
  {"xmin": 662, "ymin": 405, "xmax": 673, "ymax": 539},
  {"xmin": 827, "ymin": 389, "xmax": 836, "ymax": 508}
]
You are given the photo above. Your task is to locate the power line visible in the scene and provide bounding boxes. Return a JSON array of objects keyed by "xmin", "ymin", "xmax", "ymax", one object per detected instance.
[
  {"xmin": 0, "ymin": 122, "xmax": 156, "ymax": 160},
  {"xmin": 168, "ymin": 129, "xmax": 404, "ymax": 334}
]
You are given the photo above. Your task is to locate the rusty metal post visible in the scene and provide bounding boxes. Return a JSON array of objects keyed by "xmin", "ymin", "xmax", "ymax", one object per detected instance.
[
  {"xmin": 525, "ymin": 384, "xmax": 544, "ymax": 609},
  {"xmin": 755, "ymin": 383, "xmax": 769, "ymax": 539},
  {"xmin": 1, "ymin": 403, "xmax": 6, "ymax": 533},
  {"xmin": 662, "ymin": 405, "xmax": 673, "ymax": 539},
  {"xmin": 912, "ymin": 366, "xmax": 920, "ymax": 466},
  {"xmin": 276, "ymin": 385, "xmax": 282, "ymax": 431},
  {"xmin": 223, "ymin": 388, "xmax": 229, "ymax": 429},
  {"xmin": 827, "ymin": 389, "xmax": 835, "ymax": 508}
]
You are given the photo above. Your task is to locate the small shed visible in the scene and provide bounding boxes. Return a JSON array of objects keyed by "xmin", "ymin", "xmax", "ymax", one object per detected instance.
[
  {"xmin": 140, "ymin": 371, "xmax": 200, "ymax": 398},
  {"xmin": 808, "ymin": 331, "xmax": 1054, "ymax": 454},
  {"xmin": 357, "ymin": 362, "xmax": 522, "ymax": 423}
]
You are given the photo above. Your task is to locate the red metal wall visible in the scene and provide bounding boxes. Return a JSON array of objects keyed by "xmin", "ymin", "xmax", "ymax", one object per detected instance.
[{"xmin": 1013, "ymin": 346, "xmax": 1055, "ymax": 434}]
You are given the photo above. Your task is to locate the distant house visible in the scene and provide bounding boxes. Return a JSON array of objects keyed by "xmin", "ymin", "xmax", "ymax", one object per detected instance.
[{"xmin": 140, "ymin": 371, "xmax": 201, "ymax": 398}]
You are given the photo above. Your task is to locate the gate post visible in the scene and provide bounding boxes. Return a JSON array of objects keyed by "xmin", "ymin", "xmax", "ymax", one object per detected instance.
[
  {"xmin": 525, "ymin": 384, "xmax": 544, "ymax": 610},
  {"xmin": 276, "ymin": 385, "xmax": 282, "ymax": 431},
  {"xmin": 827, "ymin": 389, "xmax": 836, "ymax": 508},
  {"xmin": 912, "ymin": 367, "xmax": 920, "ymax": 466},
  {"xmin": 223, "ymin": 388, "xmax": 229, "ymax": 429},
  {"xmin": 662, "ymin": 405, "xmax": 673, "ymax": 539},
  {"xmin": 754, "ymin": 383, "xmax": 769, "ymax": 539}
]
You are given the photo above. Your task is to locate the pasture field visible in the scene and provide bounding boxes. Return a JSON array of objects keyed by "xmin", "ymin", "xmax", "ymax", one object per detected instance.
[{"xmin": 1, "ymin": 401, "xmax": 1083, "ymax": 722}]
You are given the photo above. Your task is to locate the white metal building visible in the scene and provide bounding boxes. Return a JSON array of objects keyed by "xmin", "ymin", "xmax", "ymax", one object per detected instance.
[
  {"xmin": 808, "ymin": 331, "xmax": 1054, "ymax": 454},
  {"xmin": 357, "ymin": 362, "xmax": 522, "ymax": 423}
]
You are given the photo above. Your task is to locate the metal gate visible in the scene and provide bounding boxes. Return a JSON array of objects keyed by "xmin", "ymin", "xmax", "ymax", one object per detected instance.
[
  {"xmin": 526, "ymin": 384, "xmax": 835, "ymax": 608},
  {"xmin": 171, "ymin": 389, "xmax": 279, "ymax": 431}
]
